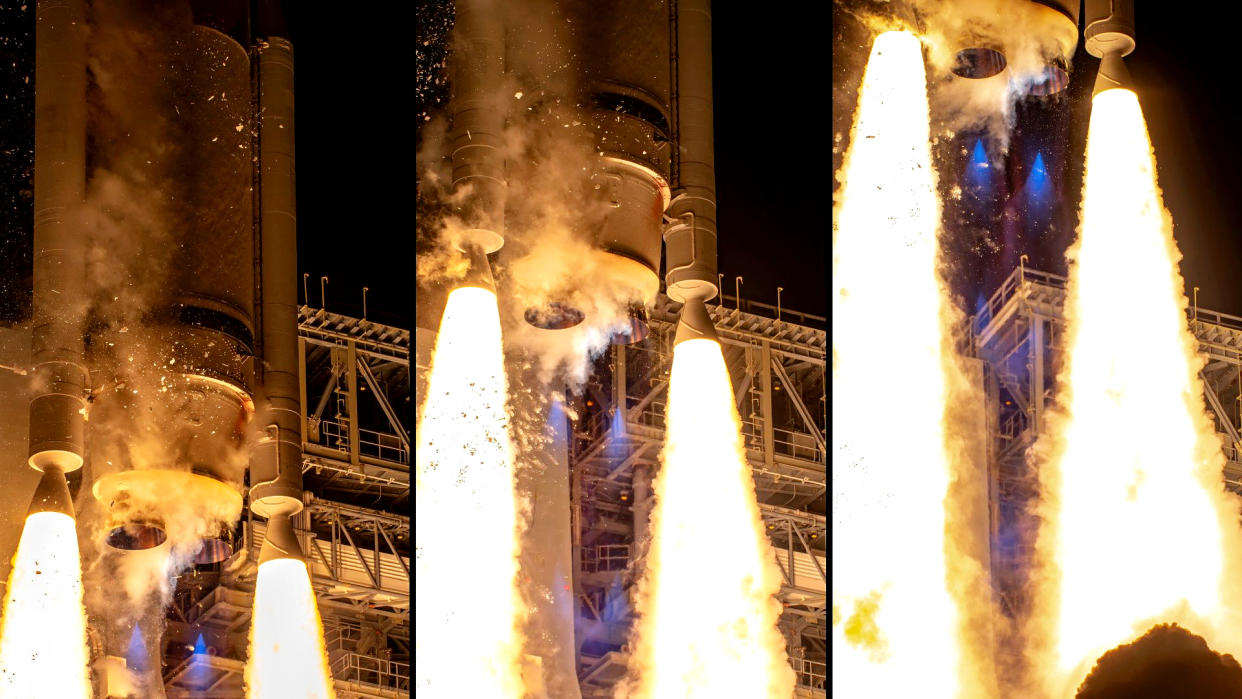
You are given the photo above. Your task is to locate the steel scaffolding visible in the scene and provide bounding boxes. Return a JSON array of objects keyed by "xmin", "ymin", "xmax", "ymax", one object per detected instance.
[
  {"xmin": 572, "ymin": 293, "xmax": 826, "ymax": 697},
  {"xmin": 973, "ymin": 265, "xmax": 1242, "ymax": 665},
  {"xmin": 160, "ymin": 307, "xmax": 410, "ymax": 698}
]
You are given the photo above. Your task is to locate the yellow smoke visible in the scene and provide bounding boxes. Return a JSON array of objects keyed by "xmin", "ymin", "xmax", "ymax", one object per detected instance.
[
  {"xmin": 831, "ymin": 29, "xmax": 968, "ymax": 696},
  {"xmin": 414, "ymin": 285, "xmax": 526, "ymax": 696},
  {"xmin": 0, "ymin": 512, "xmax": 92, "ymax": 697},
  {"xmin": 246, "ymin": 558, "xmax": 335, "ymax": 699},
  {"xmin": 622, "ymin": 336, "xmax": 794, "ymax": 698},
  {"xmin": 1031, "ymin": 86, "xmax": 1242, "ymax": 695}
]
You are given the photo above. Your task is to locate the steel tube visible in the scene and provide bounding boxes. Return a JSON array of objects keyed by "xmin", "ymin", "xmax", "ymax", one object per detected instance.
[
  {"xmin": 250, "ymin": 35, "xmax": 305, "ymax": 518},
  {"xmin": 29, "ymin": 0, "xmax": 88, "ymax": 473},
  {"xmin": 664, "ymin": 0, "xmax": 718, "ymax": 303}
]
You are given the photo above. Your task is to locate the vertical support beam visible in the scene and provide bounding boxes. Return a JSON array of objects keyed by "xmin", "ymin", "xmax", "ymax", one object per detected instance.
[
  {"xmin": 761, "ymin": 341, "xmax": 775, "ymax": 468},
  {"xmin": 374, "ymin": 519, "xmax": 382, "ymax": 590},
  {"xmin": 613, "ymin": 344, "xmax": 627, "ymax": 437},
  {"xmin": 297, "ymin": 336, "xmax": 308, "ymax": 444},
  {"xmin": 985, "ymin": 366, "xmax": 1001, "ymax": 573},
  {"xmin": 786, "ymin": 519, "xmax": 795, "ymax": 588},
  {"xmin": 1030, "ymin": 317, "xmax": 1045, "ymax": 436},
  {"xmin": 632, "ymin": 463, "xmax": 651, "ymax": 564},
  {"xmin": 346, "ymin": 339, "xmax": 361, "ymax": 467}
]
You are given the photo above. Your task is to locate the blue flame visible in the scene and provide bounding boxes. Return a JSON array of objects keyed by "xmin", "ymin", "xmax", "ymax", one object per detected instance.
[
  {"xmin": 126, "ymin": 626, "xmax": 147, "ymax": 672},
  {"xmin": 964, "ymin": 139, "xmax": 992, "ymax": 192},
  {"xmin": 971, "ymin": 139, "xmax": 989, "ymax": 169},
  {"xmin": 1028, "ymin": 152, "xmax": 1049, "ymax": 193},
  {"xmin": 1025, "ymin": 152, "xmax": 1053, "ymax": 225},
  {"xmin": 183, "ymin": 633, "xmax": 212, "ymax": 688}
]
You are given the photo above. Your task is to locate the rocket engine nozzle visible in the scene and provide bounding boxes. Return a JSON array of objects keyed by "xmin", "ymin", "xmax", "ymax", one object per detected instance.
[
  {"xmin": 28, "ymin": 465, "xmax": 74, "ymax": 518},
  {"xmin": 458, "ymin": 243, "xmax": 497, "ymax": 294},
  {"xmin": 258, "ymin": 513, "xmax": 304, "ymax": 566},
  {"xmin": 674, "ymin": 297, "xmax": 719, "ymax": 347},
  {"xmin": 1093, "ymin": 50, "xmax": 1133, "ymax": 96}
]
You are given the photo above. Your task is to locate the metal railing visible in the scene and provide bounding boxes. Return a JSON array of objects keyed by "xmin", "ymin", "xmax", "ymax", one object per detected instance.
[
  {"xmin": 742, "ymin": 420, "xmax": 824, "ymax": 464},
  {"xmin": 791, "ymin": 658, "xmax": 827, "ymax": 690},
  {"xmin": 316, "ymin": 417, "xmax": 409, "ymax": 465},
  {"xmin": 330, "ymin": 651, "xmax": 410, "ymax": 692},
  {"xmin": 582, "ymin": 544, "xmax": 630, "ymax": 574},
  {"xmin": 972, "ymin": 266, "xmax": 1067, "ymax": 336}
]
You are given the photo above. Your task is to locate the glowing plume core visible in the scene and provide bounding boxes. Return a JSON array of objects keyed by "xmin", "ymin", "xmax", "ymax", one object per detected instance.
[
  {"xmin": 1040, "ymin": 86, "xmax": 1242, "ymax": 693},
  {"xmin": 626, "ymin": 336, "xmax": 794, "ymax": 698},
  {"xmin": 831, "ymin": 29, "xmax": 961, "ymax": 696},
  {"xmin": 246, "ymin": 558, "xmax": 334, "ymax": 698},
  {"xmin": 415, "ymin": 285, "xmax": 525, "ymax": 696},
  {"xmin": 0, "ymin": 512, "xmax": 92, "ymax": 697}
]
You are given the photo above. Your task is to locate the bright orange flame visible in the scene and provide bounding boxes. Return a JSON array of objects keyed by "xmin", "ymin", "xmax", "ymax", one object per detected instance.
[
  {"xmin": 1036, "ymin": 86, "xmax": 1242, "ymax": 694},
  {"xmin": 246, "ymin": 558, "xmax": 335, "ymax": 698},
  {"xmin": 414, "ymin": 285, "xmax": 525, "ymax": 696},
  {"xmin": 622, "ymin": 336, "xmax": 794, "ymax": 698},
  {"xmin": 831, "ymin": 30, "xmax": 962, "ymax": 696},
  {"xmin": 0, "ymin": 511, "xmax": 92, "ymax": 697}
]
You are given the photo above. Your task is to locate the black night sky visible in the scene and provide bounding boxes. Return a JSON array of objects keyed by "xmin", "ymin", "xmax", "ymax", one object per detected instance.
[{"xmin": 0, "ymin": 2, "xmax": 412, "ymax": 330}]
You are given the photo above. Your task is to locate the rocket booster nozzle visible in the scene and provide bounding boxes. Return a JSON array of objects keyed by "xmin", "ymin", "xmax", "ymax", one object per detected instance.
[
  {"xmin": 1093, "ymin": 51, "xmax": 1133, "ymax": 97},
  {"xmin": 674, "ymin": 296, "xmax": 719, "ymax": 347}
]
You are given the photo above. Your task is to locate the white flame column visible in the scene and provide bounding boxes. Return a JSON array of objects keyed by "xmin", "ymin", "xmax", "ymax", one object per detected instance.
[{"xmin": 831, "ymin": 30, "xmax": 961, "ymax": 697}]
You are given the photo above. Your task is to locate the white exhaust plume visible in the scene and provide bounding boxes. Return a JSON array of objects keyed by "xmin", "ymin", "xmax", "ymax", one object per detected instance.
[
  {"xmin": 415, "ymin": 284, "xmax": 528, "ymax": 695},
  {"xmin": 1026, "ymin": 84, "xmax": 1242, "ymax": 696}
]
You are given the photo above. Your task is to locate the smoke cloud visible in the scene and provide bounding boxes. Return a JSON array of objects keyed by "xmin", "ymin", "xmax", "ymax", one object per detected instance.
[
  {"xmin": 76, "ymin": 1, "xmax": 256, "ymax": 678},
  {"xmin": 417, "ymin": 0, "xmax": 653, "ymax": 389},
  {"xmin": 915, "ymin": 0, "xmax": 1078, "ymax": 144},
  {"xmin": 836, "ymin": 0, "xmax": 1078, "ymax": 148},
  {"xmin": 1076, "ymin": 624, "xmax": 1242, "ymax": 698}
]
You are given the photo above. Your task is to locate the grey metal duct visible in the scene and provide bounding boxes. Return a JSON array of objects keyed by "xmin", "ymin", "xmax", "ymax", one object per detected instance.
[
  {"xmin": 1084, "ymin": 0, "xmax": 1136, "ymax": 58},
  {"xmin": 29, "ymin": 0, "xmax": 89, "ymax": 476},
  {"xmin": 451, "ymin": 0, "xmax": 506, "ymax": 255},
  {"xmin": 664, "ymin": 0, "xmax": 718, "ymax": 304},
  {"xmin": 249, "ymin": 34, "xmax": 305, "ymax": 522}
]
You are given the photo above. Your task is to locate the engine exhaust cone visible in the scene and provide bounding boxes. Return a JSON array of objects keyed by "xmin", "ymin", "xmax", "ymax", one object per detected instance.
[
  {"xmin": 611, "ymin": 303, "xmax": 651, "ymax": 344},
  {"xmin": 1093, "ymin": 51, "xmax": 1132, "ymax": 97},
  {"xmin": 674, "ymin": 297, "xmax": 719, "ymax": 347},
  {"xmin": 258, "ymin": 513, "xmax": 304, "ymax": 566},
  {"xmin": 524, "ymin": 301, "xmax": 585, "ymax": 330},
  {"xmin": 458, "ymin": 244, "xmax": 496, "ymax": 293},
  {"xmin": 106, "ymin": 522, "xmax": 168, "ymax": 551},
  {"xmin": 951, "ymin": 47, "xmax": 1006, "ymax": 79},
  {"xmin": 28, "ymin": 465, "xmax": 74, "ymax": 518},
  {"xmin": 194, "ymin": 525, "xmax": 236, "ymax": 565},
  {"xmin": 1028, "ymin": 60, "xmax": 1070, "ymax": 96}
]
